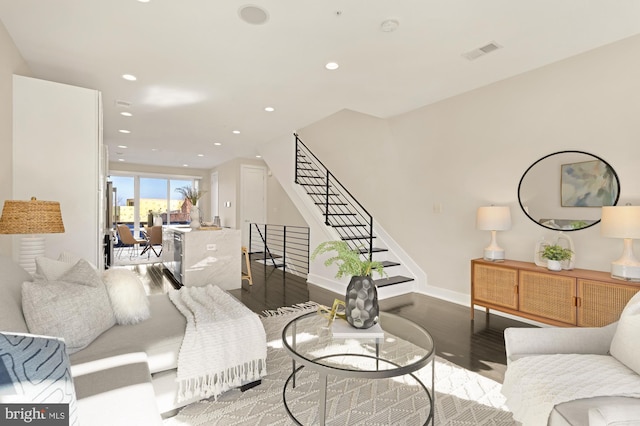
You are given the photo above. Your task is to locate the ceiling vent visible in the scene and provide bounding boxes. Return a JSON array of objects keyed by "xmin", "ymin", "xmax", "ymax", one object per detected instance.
[
  {"xmin": 462, "ymin": 42, "xmax": 502, "ymax": 61},
  {"xmin": 115, "ymin": 100, "xmax": 132, "ymax": 108}
]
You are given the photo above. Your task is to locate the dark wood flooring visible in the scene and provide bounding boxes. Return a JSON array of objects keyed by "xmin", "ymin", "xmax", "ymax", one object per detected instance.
[{"xmin": 124, "ymin": 260, "xmax": 533, "ymax": 383}]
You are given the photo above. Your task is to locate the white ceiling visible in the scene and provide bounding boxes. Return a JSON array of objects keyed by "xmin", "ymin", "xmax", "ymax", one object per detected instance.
[{"xmin": 2, "ymin": 1, "xmax": 640, "ymax": 169}]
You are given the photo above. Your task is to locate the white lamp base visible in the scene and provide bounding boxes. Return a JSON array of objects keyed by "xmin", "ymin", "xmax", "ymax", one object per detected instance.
[
  {"xmin": 611, "ymin": 262, "xmax": 640, "ymax": 282},
  {"xmin": 484, "ymin": 248, "xmax": 505, "ymax": 262},
  {"xmin": 18, "ymin": 235, "xmax": 45, "ymax": 275},
  {"xmin": 610, "ymin": 239, "xmax": 640, "ymax": 282},
  {"xmin": 483, "ymin": 230, "xmax": 505, "ymax": 261}
]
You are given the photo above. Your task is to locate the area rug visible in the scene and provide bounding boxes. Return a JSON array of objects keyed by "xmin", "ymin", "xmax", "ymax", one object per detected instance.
[{"xmin": 163, "ymin": 304, "xmax": 516, "ymax": 426}]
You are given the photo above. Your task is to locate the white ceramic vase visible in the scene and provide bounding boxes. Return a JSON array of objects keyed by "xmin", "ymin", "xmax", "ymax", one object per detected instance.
[
  {"xmin": 189, "ymin": 206, "xmax": 200, "ymax": 229},
  {"xmin": 153, "ymin": 215, "xmax": 163, "ymax": 226},
  {"xmin": 547, "ymin": 260, "xmax": 562, "ymax": 271}
]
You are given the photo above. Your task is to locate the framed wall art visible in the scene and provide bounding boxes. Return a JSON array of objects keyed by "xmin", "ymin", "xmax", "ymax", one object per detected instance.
[{"xmin": 561, "ymin": 159, "xmax": 618, "ymax": 207}]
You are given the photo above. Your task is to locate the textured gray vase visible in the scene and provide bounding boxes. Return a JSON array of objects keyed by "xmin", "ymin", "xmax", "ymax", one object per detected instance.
[{"xmin": 345, "ymin": 275, "xmax": 379, "ymax": 329}]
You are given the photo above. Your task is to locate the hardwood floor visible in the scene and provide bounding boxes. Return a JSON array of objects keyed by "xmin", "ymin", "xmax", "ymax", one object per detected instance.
[{"xmin": 124, "ymin": 259, "xmax": 533, "ymax": 383}]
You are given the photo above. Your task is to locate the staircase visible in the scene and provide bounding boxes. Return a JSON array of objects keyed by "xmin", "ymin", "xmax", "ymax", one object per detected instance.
[{"xmin": 294, "ymin": 134, "xmax": 414, "ymax": 291}]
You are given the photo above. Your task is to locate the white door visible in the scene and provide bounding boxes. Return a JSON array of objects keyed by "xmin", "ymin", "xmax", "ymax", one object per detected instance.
[{"xmin": 240, "ymin": 165, "xmax": 267, "ymax": 249}]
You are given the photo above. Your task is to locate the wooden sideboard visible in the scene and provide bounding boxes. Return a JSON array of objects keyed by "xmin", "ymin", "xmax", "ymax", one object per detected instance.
[{"xmin": 471, "ymin": 258, "xmax": 640, "ymax": 327}]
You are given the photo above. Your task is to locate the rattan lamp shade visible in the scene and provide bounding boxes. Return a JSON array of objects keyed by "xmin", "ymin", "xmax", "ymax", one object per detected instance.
[{"xmin": 0, "ymin": 197, "xmax": 65, "ymax": 234}]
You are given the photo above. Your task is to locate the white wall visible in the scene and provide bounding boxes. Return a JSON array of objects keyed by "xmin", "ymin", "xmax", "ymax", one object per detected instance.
[
  {"xmin": 13, "ymin": 75, "xmax": 102, "ymax": 266},
  {"xmin": 298, "ymin": 33, "xmax": 640, "ymax": 303},
  {"xmin": 0, "ymin": 20, "xmax": 30, "ymax": 256},
  {"xmin": 211, "ymin": 157, "xmax": 307, "ymax": 230}
]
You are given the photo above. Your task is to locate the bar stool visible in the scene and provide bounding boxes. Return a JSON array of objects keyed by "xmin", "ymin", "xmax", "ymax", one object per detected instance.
[{"xmin": 242, "ymin": 246, "xmax": 253, "ymax": 285}]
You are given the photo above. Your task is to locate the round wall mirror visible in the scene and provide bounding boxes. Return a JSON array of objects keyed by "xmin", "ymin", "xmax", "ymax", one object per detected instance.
[{"xmin": 518, "ymin": 151, "xmax": 620, "ymax": 231}]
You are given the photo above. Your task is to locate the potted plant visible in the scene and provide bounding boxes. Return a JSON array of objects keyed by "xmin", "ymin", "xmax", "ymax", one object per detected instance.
[
  {"xmin": 311, "ymin": 240, "xmax": 386, "ymax": 329},
  {"xmin": 540, "ymin": 244, "xmax": 573, "ymax": 271},
  {"xmin": 175, "ymin": 186, "xmax": 205, "ymax": 229}
]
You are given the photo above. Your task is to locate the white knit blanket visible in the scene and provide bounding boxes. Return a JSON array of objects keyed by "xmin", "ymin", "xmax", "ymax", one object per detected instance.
[
  {"xmin": 502, "ymin": 354, "xmax": 640, "ymax": 426},
  {"xmin": 168, "ymin": 285, "xmax": 267, "ymax": 403}
]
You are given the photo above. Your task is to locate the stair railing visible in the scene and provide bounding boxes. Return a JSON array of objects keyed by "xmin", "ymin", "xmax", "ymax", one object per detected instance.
[
  {"xmin": 295, "ymin": 134, "xmax": 374, "ymax": 260},
  {"xmin": 249, "ymin": 223, "xmax": 310, "ymax": 277}
]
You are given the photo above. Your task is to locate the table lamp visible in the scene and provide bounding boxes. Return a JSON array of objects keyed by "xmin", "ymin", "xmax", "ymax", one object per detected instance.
[
  {"xmin": 477, "ymin": 206, "xmax": 511, "ymax": 261},
  {"xmin": 0, "ymin": 197, "xmax": 65, "ymax": 274},
  {"xmin": 601, "ymin": 205, "xmax": 640, "ymax": 282}
]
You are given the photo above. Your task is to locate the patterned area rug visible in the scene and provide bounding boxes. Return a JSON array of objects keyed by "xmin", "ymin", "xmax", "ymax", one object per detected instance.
[{"xmin": 163, "ymin": 304, "xmax": 516, "ymax": 426}]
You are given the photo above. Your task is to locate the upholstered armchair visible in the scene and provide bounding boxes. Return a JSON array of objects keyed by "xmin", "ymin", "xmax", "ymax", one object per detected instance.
[{"xmin": 502, "ymin": 292, "xmax": 640, "ymax": 426}]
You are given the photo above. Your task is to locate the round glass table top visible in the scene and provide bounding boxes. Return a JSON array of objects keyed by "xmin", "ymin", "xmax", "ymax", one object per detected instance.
[{"xmin": 282, "ymin": 311, "xmax": 435, "ymax": 378}]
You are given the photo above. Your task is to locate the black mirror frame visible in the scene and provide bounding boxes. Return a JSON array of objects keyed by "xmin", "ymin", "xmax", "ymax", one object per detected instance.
[{"xmin": 517, "ymin": 150, "xmax": 621, "ymax": 231}]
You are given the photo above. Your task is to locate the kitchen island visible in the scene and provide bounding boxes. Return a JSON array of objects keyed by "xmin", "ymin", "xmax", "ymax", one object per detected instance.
[{"xmin": 162, "ymin": 226, "xmax": 241, "ymax": 289}]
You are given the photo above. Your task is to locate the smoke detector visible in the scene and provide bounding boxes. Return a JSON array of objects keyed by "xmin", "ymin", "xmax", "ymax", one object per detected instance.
[
  {"xmin": 381, "ymin": 19, "xmax": 399, "ymax": 33},
  {"xmin": 462, "ymin": 42, "xmax": 502, "ymax": 61}
]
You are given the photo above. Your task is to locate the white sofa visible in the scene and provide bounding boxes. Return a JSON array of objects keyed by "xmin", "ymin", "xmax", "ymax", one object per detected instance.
[
  {"xmin": 0, "ymin": 255, "xmax": 193, "ymax": 425},
  {"xmin": 503, "ymin": 292, "xmax": 640, "ymax": 426}
]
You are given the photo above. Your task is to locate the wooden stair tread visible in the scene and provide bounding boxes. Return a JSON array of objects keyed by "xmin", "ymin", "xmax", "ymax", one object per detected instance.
[
  {"xmin": 358, "ymin": 247, "xmax": 388, "ymax": 254},
  {"xmin": 341, "ymin": 235, "xmax": 376, "ymax": 240},
  {"xmin": 374, "ymin": 275, "xmax": 414, "ymax": 288}
]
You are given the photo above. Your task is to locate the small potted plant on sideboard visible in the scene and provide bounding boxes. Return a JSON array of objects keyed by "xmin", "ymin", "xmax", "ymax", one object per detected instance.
[{"xmin": 540, "ymin": 244, "xmax": 573, "ymax": 271}]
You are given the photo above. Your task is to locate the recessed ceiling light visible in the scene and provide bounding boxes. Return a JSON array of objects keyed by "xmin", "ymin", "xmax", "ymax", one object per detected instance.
[
  {"xmin": 137, "ymin": 0, "xmax": 150, "ymax": 3},
  {"xmin": 232, "ymin": 130, "xmax": 241, "ymax": 134},
  {"xmin": 214, "ymin": 142, "xmax": 222, "ymax": 146},
  {"xmin": 197, "ymin": 154, "xmax": 204, "ymax": 157},
  {"xmin": 325, "ymin": 62, "xmax": 339, "ymax": 70},
  {"xmin": 238, "ymin": 5, "xmax": 269, "ymax": 25},
  {"xmin": 264, "ymin": 107, "xmax": 275, "ymax": 112},
  {"xmin": 151, "ymin": 148, "xmax": 158, "ymax": 152},
  {"xmin": 122, "ymin": 74, "xmax": 137, "ymax": 81},
  {"xmin": 119, "ymin": 129, "xmax": 131, "ymax": 134},
  {"xmin": 118, "ymin": 158, "xmax": 125, "ymax": 162},
  {"xmin": 117, "ymin": 145, "xmax": 128, "ymax": 149},
  {"xmin": 183, "ymin": 164, "xmax": 189, "ymax": 167},
  {"xmin": 256, "ymin": 155, "xmax": 262, "ymax": 158},
  {"xmin": 120, "ymin": 112, "xmax": 132, "ymax": 117}
]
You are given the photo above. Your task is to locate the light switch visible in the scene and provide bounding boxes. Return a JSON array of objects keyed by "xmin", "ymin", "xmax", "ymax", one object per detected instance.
[
  {"xmin": 433, "ymin": 203, "xmax": 443, "ymax": 214},
  {"xmin": 207, "ymin": 244, "xmax": 217, "ymax": 250}
]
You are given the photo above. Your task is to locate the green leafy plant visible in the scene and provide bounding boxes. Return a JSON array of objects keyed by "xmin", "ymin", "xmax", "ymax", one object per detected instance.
[
  {"xmin": 570, "ymin": 220, "xmax": 588, "ymax": 229},
  {"xmin": 175, "ymin": 186, "xmax": 205, "ymax": 206},
  {"xmin": 540, "ymin": 244, "xmax": 573, "ymax": 261},
  {"xmin": 311, "ymin": 240, "xmax": 386, "ymax": 278}
]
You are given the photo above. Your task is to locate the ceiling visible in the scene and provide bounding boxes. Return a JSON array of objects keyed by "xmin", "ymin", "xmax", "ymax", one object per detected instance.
[{"xmin": 2, "ymin": 1, "xmax": 640, "ymax": 170}]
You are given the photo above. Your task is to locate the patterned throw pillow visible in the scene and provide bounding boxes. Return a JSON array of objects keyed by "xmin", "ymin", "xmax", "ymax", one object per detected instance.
[
  {"xmin": 0, "ymin": 332, "xmax": 78, "ymax": 425},
  {"xmin": 22, "ymin": 260, "xmax": 116, "ymax": 354}
]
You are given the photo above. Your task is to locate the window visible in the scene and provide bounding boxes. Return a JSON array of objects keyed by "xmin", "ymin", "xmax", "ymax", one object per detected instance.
[
  {"xmin": 108, "ymin": 173, "xmax": 200, "ymax": 233},
  {"xmin": 140, "ymin": 177, "xmax": 168, "ymax": 224}
]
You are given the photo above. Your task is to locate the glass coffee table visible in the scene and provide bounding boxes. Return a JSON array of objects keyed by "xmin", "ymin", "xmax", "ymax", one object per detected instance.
[{"xmin": 282, "ymin": 311, "xmax": 435, "ymax": 425}]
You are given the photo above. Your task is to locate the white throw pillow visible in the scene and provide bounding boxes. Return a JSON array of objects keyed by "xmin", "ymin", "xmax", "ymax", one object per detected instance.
[
  {"xmin": 102, "ymin": 268, "xmax": 151, "ymax": 325},
  {"xmin": 589, "ymin": 404, "xmax": 640, "ymax": 426},
  {"xmin": 22, "ymin": 282, "xmax": 115, "ymax": 354},
  {"xmin": 610, "ymin": 292, "xmax": 640, "ymax": 375},
  {"xmin": 610, "ymin": 314, "xmax": 640, "ymax": 375},
  {"xmin": 619, "ymin": 291, "xmax": 640, "ymax": 318},
  {"xmin": 35, "ymin": 256, "xmax": 74, "ymax": 281},
  {"xmin": 58, "ymin": 251, "xmax": 97, "ymax": 270}
]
